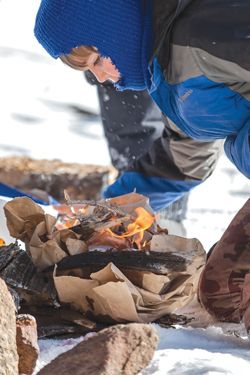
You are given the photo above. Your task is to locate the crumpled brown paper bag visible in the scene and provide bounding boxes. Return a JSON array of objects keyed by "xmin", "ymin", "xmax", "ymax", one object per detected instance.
[
  {"xmin": 4, "ymin": 194, "xmax": 206, "ymax": 323},
  {"xmin": 54, "ymin": 262, "xmax": 141, "ymax": 323},
  {"xmin": 54, "ymin": 245, "xmax": 205, "ymax": 323},
  {"xmin": 4, "ymin": 197, "xmax": 88, "ymax": 270},
  {"xmin": 4, "ymin": 197, "xmax": 45, "ymax": 242},
  {"xmin": 53, "ymin": 233, "xmax": 205, "ymax": 323}
]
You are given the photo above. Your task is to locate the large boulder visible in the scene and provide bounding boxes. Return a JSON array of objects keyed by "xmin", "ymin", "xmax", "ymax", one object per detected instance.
[
  {"xmin": 38, "ymin": 323, "xmax": 158, "ymax": 375},
  {"xmin": 0, "ymin": 278, "xmax": 18, "ymax": 375}
]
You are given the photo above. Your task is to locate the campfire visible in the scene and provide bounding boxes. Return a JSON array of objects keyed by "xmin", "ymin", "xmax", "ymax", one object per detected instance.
[
  {"xmin": 105, "ymin": 207, "xmax": 154, "ymax": 249},
  {"xmin": 0, "ymin": 192, "xmax": 206, "ymax": 334},
  {"xmin": 55, "ymin": 193, "xmax": 156, "ymax": 251}
]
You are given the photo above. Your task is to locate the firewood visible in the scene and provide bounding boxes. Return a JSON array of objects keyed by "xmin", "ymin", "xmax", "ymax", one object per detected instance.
[
  {"xmin": 20, "ymin": 305, "xmax": 108, "ymax": 339},
  {"xmin": 0, "ymin": 243, "xmax": 58, "ymax": 307},
  {"xmin": 51, "ymin": 249, "xmax": 187, "ymax": 275}
]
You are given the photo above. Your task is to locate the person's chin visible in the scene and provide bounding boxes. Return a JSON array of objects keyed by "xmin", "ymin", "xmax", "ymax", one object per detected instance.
[{"xmin": 105, "ymin": 74, "xmax": 119, "ymax": 83}]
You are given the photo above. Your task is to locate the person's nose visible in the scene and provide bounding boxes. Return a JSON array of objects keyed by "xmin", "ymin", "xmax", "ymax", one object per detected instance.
[{"xmin": 89, "ymin": 65, "xmax": 107, "ymax": 83}]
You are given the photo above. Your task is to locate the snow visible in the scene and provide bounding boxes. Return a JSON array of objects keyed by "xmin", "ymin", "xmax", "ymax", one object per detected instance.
[
  {"xmin": 1, "ymin": 1, "xmax": 250, "ymax": 374},
  {"xmin": 142, "ymin": 324, "xmax": 250, "ymax": 374},
  {"xmin": 35, "ymin": 333, "xmax": 96, "ymax": 373},
  {"xmin": 142, "ymin": 328, "xmax": 250, "ymax": 375}
]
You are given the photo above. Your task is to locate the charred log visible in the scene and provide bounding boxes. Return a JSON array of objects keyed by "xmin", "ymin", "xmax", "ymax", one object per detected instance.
[
  {"xmin": 20, "ymin": 305, "xmax": 109, "ymax": 339},
  {"xmin": 51, "ymin": 249, "xmax": 187, "ymax": 275},
  {"xmin": 0, "ymin": 243, "xmax": 58, "ymax": 307}
]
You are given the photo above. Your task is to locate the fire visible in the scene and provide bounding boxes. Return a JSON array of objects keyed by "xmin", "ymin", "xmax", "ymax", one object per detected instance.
[
  {"xmin": 109, "ymin": 207, "xmax": 154, "ymax": 238},
  {"xmin": 0, "ymin": 237, "xmax": 6, "ymax": 247},
  {"xmin": 53, "ymin": 201, "xmax": 155, "ymax": 250},
  {"xmin": 108, "ymin": 207, "xmax": 154, "ymax": 248},
  {"xmin": 53, "ymin": 204, "xmax": 86, "ymax": 230}
]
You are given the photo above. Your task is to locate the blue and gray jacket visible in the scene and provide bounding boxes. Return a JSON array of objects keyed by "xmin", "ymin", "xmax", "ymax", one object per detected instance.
[{"xmin": 105, "ymin": 0, "xmax": 250, "ymax": 211}]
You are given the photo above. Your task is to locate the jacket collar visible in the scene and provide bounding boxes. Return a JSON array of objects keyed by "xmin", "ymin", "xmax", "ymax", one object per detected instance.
[{"xmin": 151, "ymin": 0, "xmax": 193, "ymax": 68}]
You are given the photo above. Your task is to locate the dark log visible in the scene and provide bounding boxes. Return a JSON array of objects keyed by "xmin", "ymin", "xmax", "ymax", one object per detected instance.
[
  {"xmin": 0, "ymin": 243, "xmax": 58, "ymax": 307},
  {"xmin": 20, "ymin": 305, "xmax": 109, "ymax": 339},
  {"xmin": 0, "ymin": 242, "xmax": 19, "ymax": 271},
  {"xmin": 51, "ymin": 249, "xmax": 187, "ymax": 275}
]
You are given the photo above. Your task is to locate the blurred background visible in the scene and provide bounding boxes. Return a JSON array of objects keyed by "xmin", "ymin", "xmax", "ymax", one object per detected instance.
[
  {"xmin": 0, "ymin": 0, "xmax": 249, "ymax": 250},
  {"xmin": 0, "ymin": 0, "xmax": 108, "ymax": 164}
]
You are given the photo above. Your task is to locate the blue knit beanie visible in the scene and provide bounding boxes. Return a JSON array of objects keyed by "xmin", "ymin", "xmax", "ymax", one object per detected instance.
[{"xmin": 34, "ymin": 0, "xmax": 153, "ymax": 90}]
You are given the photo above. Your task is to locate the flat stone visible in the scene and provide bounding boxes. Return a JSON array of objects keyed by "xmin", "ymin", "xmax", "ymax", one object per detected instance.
[
  {"xmin": 37, "ymin": 323, "xmax": 158, "ymax": 375},
  {"xmin": 0, "ymin": 278, "xmax": 18, "ymax": 375}
]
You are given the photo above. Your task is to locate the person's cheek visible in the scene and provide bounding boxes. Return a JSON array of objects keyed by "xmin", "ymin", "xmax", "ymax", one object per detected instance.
[{"xmin": 90, "ymin": 66, "xmax": 108, "ymax": 83}]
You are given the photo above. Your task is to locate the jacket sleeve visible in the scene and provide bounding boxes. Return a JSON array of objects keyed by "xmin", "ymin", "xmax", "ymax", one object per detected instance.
[
  {"xmin": 224, "ymin": 119, "xmax": 250, "ymax": 179},
  {"xmin": 103, "ymin": 116, "xmax": 222, "ymax": 212}
]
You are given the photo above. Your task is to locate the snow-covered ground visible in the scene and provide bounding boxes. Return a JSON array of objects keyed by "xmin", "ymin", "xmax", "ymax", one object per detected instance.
[
  {"xmin": 35, "ymin": 324, "xmax": 250, "ymax": 374},
  {"xmin": 1, "ymin": 1, "xmax": 250, "ymax": 374}
]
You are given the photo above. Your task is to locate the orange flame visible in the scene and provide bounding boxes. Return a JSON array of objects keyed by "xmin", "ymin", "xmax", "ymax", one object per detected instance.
[
  {"xmin": 0, "ymin": 237, "xmax": 6, "ymax": 247},
  {"xmin": 53, "ymin": 204, "xmax": 154, "ymax": 249},
  {"xmin": 108, "ymin": 207, "xmax": 154, "ymax": 242},
  {"xmin": 53, "ymin": 204, "xmax": 86, "ymax": 230}
]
